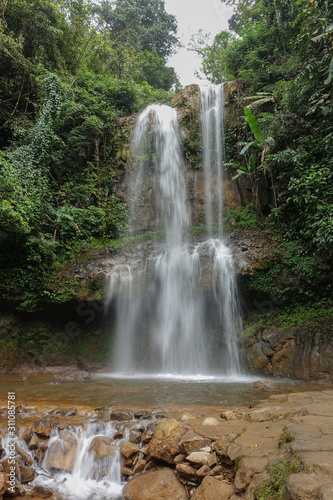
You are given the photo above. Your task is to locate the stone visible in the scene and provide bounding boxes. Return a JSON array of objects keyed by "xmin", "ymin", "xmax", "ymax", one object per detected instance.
[
  {"xmin": 44, "ymin": 430, "xmax": 78, "ymax": 472},
  {"xmin": 196, "ymin": 464, "xmax": 212, "ymax": 478},
  {"xmin": 134, "ymin": 410, "xmax": 151, "ymax": 419},
  {"xmin": 250, "ymin": 343, "xmax": 269, "ymax": 370},
  {"xmin": 123, "ymin": 468, "xmax": 187, "ymax": 500},
  {"xmin": 253, "ymin": 379, "xmax": 281, "ymax": 391},
  {"xmin": 28, "ymin": 434, "xmax": 38, "ymax": 450},
  {"xmin": 246, "ymin": 406, "xmax": 282, "ymax": 422},
  {"xmin": 88, "ymin": 436, "xmax": 115, "ymax": 460},
  {"xmin": 179, "ymin": 430, "xmax": 211, "ymax": 456},
  {"xmin": 133, "ymin": 458, "xmax": 146, "ymax": 475},
  {"xmin": 33, "ymin": 485, "xmax": 54, "ymax": 497},
  {"xmin": 234, "ymin": 468, "xmax": 254, "ymax": 492},
  {"xmin": 174, "ymin": 454, "xmax": 186, "ymax": 464},
  {"xmin": 180, "ymin": 413, "xmax": 196, "ymax": 422},
  {"xmin": 186, "ymin": 451, "xmax": 210, "ymax": 466},
  {"xmin": 15, "ymin": 443, "xmax": 33, "ymax": 465},
  {"xmin": 245, "ymin": 472, "xmax": 270, "ymax": 500},
  {"xmin": 149, "ymin": 419, "xmax": 189, "ymax": 464},
  {"xmin": 38, "ymin": 437, "xmax": 49, "ymax": 452},
  {"xmin": 33, "ymin": 449, "xmax": 43, "ymax": 464},
  {"xmin": 221, "ymin": 411, "xmax": 237, "ymax": 421},
  {"xmin": 122, "ymin": 466, "xmax": 133, "ymax": 477},
  {"xmin": 191, "ymin": 476, "xmax": 234, "ymax": 500},
  {"xmin": 318, "ymin": 483, "xmax": 333, "ymax": 499},
  {"xmin": 19, "ymin": 465, "xmax": 35, "ymax": 483},
  {"xmin": 120, "ymin": 442, "xmax": 140, "ymax": 459},
  {"xmin": 31, "ymin": 420, "xmax": 53, "ymax": 437},
  {"xmin": 284, "ymin": 473, "xmax": 328, "ymax": 499},
  {"xmin": 202, "ymin": 417, "xmax": 220, "ymax": 426},
  {"xmin": 211, "ymin": 465, "xmax": 224, "ymax": 475},
  {"xmin": 141, "ymin": 422, "xmax": 156, "ymax": 442},
  {"xmin": 111, "ymin": 409, "xmax": 134, "ymax": 421},
  {"xmin": 208, "ymin": 452, "xmax": 218, "ymax": 468},
  {"xmin": 113, "ymin": 429, "xmax": 126, "ymax": 440},
  {"xmin": 176, "ymin": 463, "xmax": 198, "ymax": 481},
  {"xmin": 240, "ymin": 457, "xmax": 268, "ymax": 474},
  {"xmin": 0, "ymin": 471, "xmax": 8, "ymax": 496},
  {"xmin": 129, "ymin": 429, "xmax": 142, "ymax": 444}
]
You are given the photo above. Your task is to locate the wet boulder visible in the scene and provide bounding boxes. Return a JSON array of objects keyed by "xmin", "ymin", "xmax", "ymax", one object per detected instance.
[
  {"xmin": 191, "ymin": 476, "xmax": 235, "ymax": 499},
  {"xmin": 123, "ymin": 468, "xmax": 187, "ymax": 500},
  {"xmin": 88, "ymin": 436, "xmax": 116, "ymax": 460},
  {"xmin": 44, "ymin": 430, "xmax": 78, "ymax": 472}
]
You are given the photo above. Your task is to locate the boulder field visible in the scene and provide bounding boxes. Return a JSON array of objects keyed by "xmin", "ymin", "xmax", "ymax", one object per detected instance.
[{"xmin": 1, "ymin": 388, "xmax": 333, "ymax": 499}]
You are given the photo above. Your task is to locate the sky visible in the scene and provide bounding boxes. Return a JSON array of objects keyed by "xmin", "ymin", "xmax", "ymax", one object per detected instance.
[{"xmin": 164, "ymin": 0, "xmax": 234, "ymax": 86}]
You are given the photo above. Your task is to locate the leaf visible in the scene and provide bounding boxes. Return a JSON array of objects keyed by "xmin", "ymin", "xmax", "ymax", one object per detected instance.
[
  {"xmin": 240, "ymin": 140, "xmax": 257, "ymax": 155},
  {"xmin": 324, "ymin": 56, "xmax": 333, "ymax": 85},
  {"xmin": 244, "ymin": 107, "xmax": 264, "ymax": 145},
  {"xmin": 232, "ymin": 171, "xmax": 246, "ymax": 180}
]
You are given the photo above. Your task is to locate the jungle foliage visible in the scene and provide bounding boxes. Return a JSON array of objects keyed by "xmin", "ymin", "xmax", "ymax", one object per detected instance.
[
  {"xmin": 0, "ymin": 0, "xmax": 179, "ymax": 310},
  {"xmin": 195, "ymin": 0, "xmax": 333, "ymax": 251}
]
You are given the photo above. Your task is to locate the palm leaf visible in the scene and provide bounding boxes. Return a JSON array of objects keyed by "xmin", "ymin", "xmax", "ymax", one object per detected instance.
[{"xmin": 244, "ymin": 107, "xmax": 264, "ymax": 145}]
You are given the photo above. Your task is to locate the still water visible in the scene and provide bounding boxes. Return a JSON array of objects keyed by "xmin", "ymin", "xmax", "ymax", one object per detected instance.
[{"xmin": 0, "ymin": 372, "xmax": 327, "ymax": 410}]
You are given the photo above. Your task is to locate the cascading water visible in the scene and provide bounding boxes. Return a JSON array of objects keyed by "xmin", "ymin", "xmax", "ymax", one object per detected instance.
[{"xmin": 108, "ymin": 87, "xmax": 242, "ymax": 378}]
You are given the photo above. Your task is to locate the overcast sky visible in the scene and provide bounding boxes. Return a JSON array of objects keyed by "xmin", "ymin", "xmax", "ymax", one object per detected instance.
[{"xmin": 164, "ymin": 0, "xmax": 234, "ymax": 86}]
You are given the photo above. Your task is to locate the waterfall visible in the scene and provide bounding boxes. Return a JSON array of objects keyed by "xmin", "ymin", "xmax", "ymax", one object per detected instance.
[{"xmin": 108, "ymin": 88, "xmax": 242, "ymax": 378}]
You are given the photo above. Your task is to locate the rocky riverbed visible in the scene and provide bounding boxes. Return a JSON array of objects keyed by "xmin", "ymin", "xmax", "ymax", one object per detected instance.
[{"xmin": 1, "ymin": 385, "xmax": 333, "ymax": 499}]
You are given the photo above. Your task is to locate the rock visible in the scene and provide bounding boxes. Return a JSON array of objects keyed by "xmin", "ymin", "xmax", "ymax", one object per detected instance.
[
  {"xmin": 33, "ymin": 449, "xmax": 43, "ymax": 464},
  {"xmin": 149, "ymin": 419, "xmax": 189, "ymax": 464},
  {"xmin": 122, "ymin": 466, "xmax": 133, "ymax": 477},
  {"xmin": 221, "ymin": 411, "xmax": 237, "ymax": 421},
  {"xmin": 95, "ymin": 410, "xmax": 111, "ymax": 422},
  {"xmin": 0, "ymin": 471, "xmax": 8, "ymax": 496},
  {"xmin": 253, "ymin": 379, "xmax": 281, "ymax": 391},
  {"xmin": 176, "ymin": 463, "xmax": 198, "ymax": 481},
  {"xmin": 52, "ymin": 407, "xmax": 77, "ymax": 417},
  {"xmin": 44, "ymin": 430, "xmax": 78, "ymax": 472},
  {"xmin": 202, "ymin": 417, "xmax": 220, "ymax": 426},
  {"xmin": 246, "ymin": 406, "xmax": 282, "ymax": 422},
  {"xmin": 15, "ymin": 444, "xmax": 33, "ymax": 465},
  {"xmin": 179, "ymin": 430, "xmax": 211, "ymax": 456},
  {"xmin": 114, "ymin": 429, "xmax": 126, "ymax": 440},
  {"xmin": 123, "ymin": 468, "xmax": 187, "ymax": 500},
  {"xmin": 250, "ymin": 343, "xmax": 269, "ymax": 370},
  {"xmin": 208, "ymin": 452, "xmax": 218, "ymax": 468},
  {"xmin": 28, "ymin": 435, "xmax": 39, "ymax": 450},
  {"xmin": 111, "ymin": 409, "xmax": 134, "ymax": 421},
  {"xmin": 133, "ymin": 458, "xmax": 146, "ymax": 475},
  {"xmin": 191, "ymin": 476, "xmax": 235, "ymax": 500},
  {"xmin": 141, "ymin": 422, "xmax": 156, "ymax": 442},
  {"xmin": 240, "ymin": 457, "xmax": 268, "ymax": 474},
  {"xmin": 19, "ymin": 465, "xmax": 35, "ymax": 483},
  {"xmin": 31, "ymin": 420, "xmax": 53, "ymax": 437},
  {"xmin": 186, "ymin": 451, "xmax": 210, "ymax": 466},
  {"xmin": 180, "ymin": 413, "xmax": 196, "ymax": 422},
  {"xmin": 88, "ymin": 436, "xmax": 115, "ymax": 460},
  {"xmin": 174, "ymin": 454, "xmax": 186, "ymax": 464},
  {"xmin": 284, "ymin": 473, "xmax": 328, "ymax": 499},
  {"xmin": 196, "ymin": 464, "xmax": 212, "ymax": 478},
  {"xmin": 38, "ymin": 437, "xmax": 49, "ymax": 452},
  {"xmin": 120, "ymin": 442, "xmax": 140, "ymax": 459},
  {"xmin": 33, "ymin": 485, "xmax": 54, "ymax": 497},
  {"xmin": 234, "ymin": 468, "xmax": 254, "ymax": 492},
  {"xmin": 211, "ymin": 465, "xmax": 224, "ymax": 475},
  {"xmin": 318, "ymin": 483, "xmax": 333, "ymax": 499},
  {"xmin": 134, "ymin": 410, "xmax": 151, "ymax": 419},
  {"xmin": 129, "ymin": 429, "xmax": 142, "ymax": 444},
  {"xmin": 245, "ymin": 472, "xmax": 270, "ymax": 500}
]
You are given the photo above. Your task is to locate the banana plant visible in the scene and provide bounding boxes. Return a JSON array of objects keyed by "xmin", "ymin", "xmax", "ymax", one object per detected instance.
[{"xmin": 226, "ymin": 107, "xmax": 277, "ymax": 222}]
